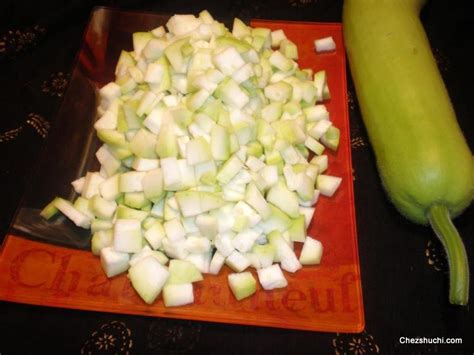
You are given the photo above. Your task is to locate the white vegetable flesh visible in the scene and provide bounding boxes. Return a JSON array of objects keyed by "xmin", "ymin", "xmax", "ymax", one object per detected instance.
[
  {"xmin": 43, "ymin": 12, "xmax": 344, "ymax": 306},
  {"xmin": 314, "ymin": 36, "xmax": 336, "ymax": 53}
]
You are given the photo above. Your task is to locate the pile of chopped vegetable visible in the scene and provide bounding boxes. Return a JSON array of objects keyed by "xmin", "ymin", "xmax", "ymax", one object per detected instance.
[{"xmin": 41, "ymin": 11, "xmax": 342, "ymax": 306}]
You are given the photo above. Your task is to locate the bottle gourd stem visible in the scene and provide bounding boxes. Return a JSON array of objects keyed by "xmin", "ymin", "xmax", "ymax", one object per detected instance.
[{"xmin": 428, "ymin": 204, "xmax": 469, "ymax": 305}]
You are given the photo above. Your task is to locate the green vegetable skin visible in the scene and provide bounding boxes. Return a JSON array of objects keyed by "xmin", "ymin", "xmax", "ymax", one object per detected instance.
[{"xmin": 343, "ymin": 0, "xmax": 473, "ymax": 305}]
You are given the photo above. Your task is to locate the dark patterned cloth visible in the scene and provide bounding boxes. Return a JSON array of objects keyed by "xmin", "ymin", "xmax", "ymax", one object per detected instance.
[{"xmin": 0, "ymin": 0, "xmax": 473, "ymax": 354}]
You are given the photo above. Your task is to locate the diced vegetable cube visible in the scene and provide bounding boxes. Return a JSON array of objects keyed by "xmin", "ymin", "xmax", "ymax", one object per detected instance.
[
  {"xmin": 100, "ymin": 247, "xmax": 130, "ymax": 278},
  {"xmin": 163, "ymin": 283, "xmax": 194, "ymax": 307},
  {"xmin": 228, "ymin": 272, "xmax": 257, "ymax": 300},
  {"xmin": 128, "ymin": 256, "xmax": 169, "ymax": 304},
  {"xmin": 113, "ymin": 219, "xmax": 142, "ymax": 253},
  {"xmin": 257, "ymin": 264, "xmax": 287, "ymax": 290}
]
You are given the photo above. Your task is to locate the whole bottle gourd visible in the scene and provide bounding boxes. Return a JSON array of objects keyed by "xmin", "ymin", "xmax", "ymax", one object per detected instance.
[{"xmin": 343, "ymin": 0, "xmax": 473, "ymax": 305}]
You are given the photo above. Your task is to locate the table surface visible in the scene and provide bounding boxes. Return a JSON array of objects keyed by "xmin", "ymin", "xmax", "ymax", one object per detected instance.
[{"xmin": 0, "ymin": 0, "xmax": 473, "ymax": 354}]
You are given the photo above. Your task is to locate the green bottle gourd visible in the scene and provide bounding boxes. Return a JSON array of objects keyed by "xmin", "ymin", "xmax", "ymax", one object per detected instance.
[{"xmin": 343, "ymin": 0, "xmax": 473, "ymax": 305}]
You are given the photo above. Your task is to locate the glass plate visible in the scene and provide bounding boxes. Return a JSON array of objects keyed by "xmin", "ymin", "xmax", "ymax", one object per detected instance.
[{"xmin": 0, "ymin": 7, "xmax": 364, "ymax": 332}]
